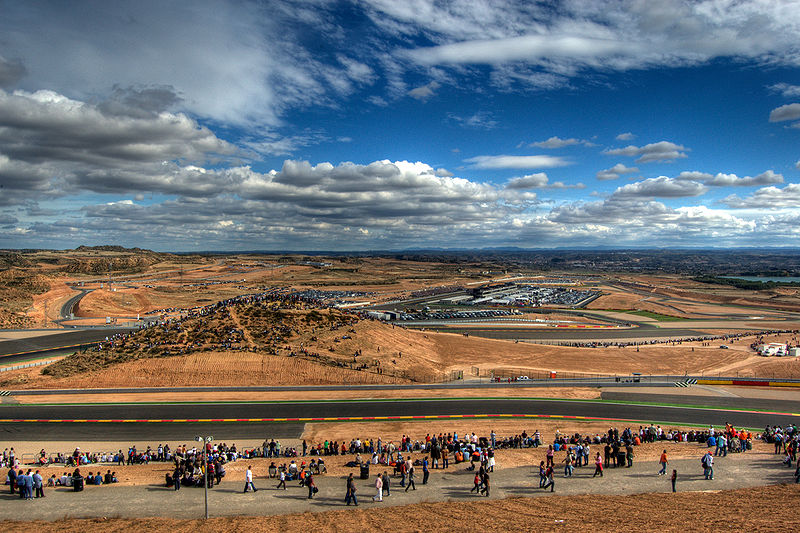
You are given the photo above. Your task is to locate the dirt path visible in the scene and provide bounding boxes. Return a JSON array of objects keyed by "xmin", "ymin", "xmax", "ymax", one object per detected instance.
[{"xmin": 228, "ymin": 307, "xmax": 257, "ymax": 349}]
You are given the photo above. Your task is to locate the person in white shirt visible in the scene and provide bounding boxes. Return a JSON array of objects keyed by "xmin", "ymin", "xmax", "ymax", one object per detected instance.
[
  {"xmin": 372, "ymin": 473, "xmax": 383, "ymax": 502},
  {"xmin": 243, "ymin": 465, "xmax": 257, "ymax": 492}
]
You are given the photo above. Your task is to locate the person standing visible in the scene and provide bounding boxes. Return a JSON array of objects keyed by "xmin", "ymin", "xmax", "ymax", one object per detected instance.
[
  {"xmin": 345, "ymin": 472, "xmax": 358, "ymax": 506},
  {"xmin": 33, "ymin": 470, "xmax": 44, "ymax": 498},
  {"xmin": 422, "ymin": 456, "xmax": 429, "ymax": 485},
  {"xmin": 306, "ymin": 472, "xmax": 315, "ymax": 499},
  {"xmin": 626, "ymin": 443, "xmax": 634, "ymax": 468},
  {"xmin": 658, "ymin": 450, "xmax": 668, "ymax": 475},
  {"xmin": 671, "ymin": 469, "xmax": 677, "ymax": 492},
  {"xmin": 593, "ymin": 452, "xmax": 603, "ymax": 477},
  {"xmin": 243, "ymin": 465, "xmax": 257, "ymax": 493},
  {"xmin": 702, "ymin": 451, "xmax": 714, "ymax": 480},
  {"xmin": 173, "ymin": 466, "xmax": 181, "ymax": 491},
  {"xmin": 7, "ymin": 467, "xmax": 16, "ymax": 495},
  {"xmin": 372, "ymin": 473, "xmax": 383, "ymax": 502}
]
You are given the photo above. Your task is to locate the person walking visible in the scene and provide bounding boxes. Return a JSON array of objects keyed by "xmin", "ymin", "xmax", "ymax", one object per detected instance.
[
  {"xmin": 372, "ymin": 473, "xmax": 383, "ymax": 502},
  {"xmin": 658, "ymin": 450, "xmax": 668, "ymax": 475},
  {"xmin": 471, "ymin": 471, "xmax": 481, "ymax": 493},
  {"xmin": 671, "ymin": 469, "xmax": 677, "ymax": 492},
  {"xmin": 546, "ymin": 445, "xmax": 555, "ymax": 468},
  {"xmin": 345, "ymin": 472, "xmax": 358, "ymax": 506},
  {"xmin": 480, "ymin": 471, "xmax": 490, "ymax": 497},
  {"xmin": 276, "ymin": 469, "xmax": 287, "ymax": 490},
  {"xmin": 538, "ymin": 460, "xmax": 547, "ymax": 488},
  {"xmin": 243, "ymin": 465, "xmax": 257, "ymax": 493},
  {"xmin": 542, "ymin": 465, "xmax": 555, "ymax": 492},
  {"xmin": 593, "ymin": 452, "xmax": 603, "ymax": 477},
  {"xmin": 405, "ymin": 464, "xmax": 416, "ymax": 492}
]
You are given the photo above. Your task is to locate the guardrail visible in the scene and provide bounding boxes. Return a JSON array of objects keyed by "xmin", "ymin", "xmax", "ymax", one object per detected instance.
[{"xmin": 0, "ymin": 359, "xmax": 55, "ymax": 373}]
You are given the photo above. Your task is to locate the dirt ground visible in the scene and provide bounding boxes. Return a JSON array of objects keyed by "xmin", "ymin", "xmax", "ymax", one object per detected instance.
[
  {"xmin": 4, "ymin": 327, "xmax": 800, "ymax": 390},
  {"xmin": 3, "ymin": 483, "xmax": 798, "ymax": 532},
  {"xmin": 11, "ymin": 387, "xmax": 601, "ymax": 405}
]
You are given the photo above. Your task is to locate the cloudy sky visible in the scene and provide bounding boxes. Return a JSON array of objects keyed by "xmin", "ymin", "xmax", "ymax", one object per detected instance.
[{"xmin": 1, "ymin": 0, "xmax": 799, "ymax": 251}]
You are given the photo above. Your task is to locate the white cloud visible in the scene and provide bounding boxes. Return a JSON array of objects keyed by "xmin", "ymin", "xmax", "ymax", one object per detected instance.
[
  {"xmin": 408, "ymin": 81, "xmax": 440, "ymax": 101},
  {"xmin": 769, "ymin": 103, "xmax": 800, "ymax": 123},
  {"xmin": 505, "ymin": 173, "xmax": 549, "ymax": 189},
  {"xmin": 796, "ymin": 160, "xmax": 800, "ymax": 170},
  {"xmin": 675, "ymin": 170, "xmax": 783, "ymax": 187},
  {"xmin": 604, "ymin": 141, "xmax": 689, "ymax": 163},
  {"xmin": 464, "ymin": 154, "xmax": 570, "ymax": 169},
  {"xmin": 723, "ymin": 184, "xmax": 800, "ymax": 209},
  {"xmin": 615, "ymin": 132, "xmax": 635, "ymax": 141},
  {"xmin": 447, "ymin": 111, "xmax": 498, "ymax": 129},
  {"xmin": 596, "ymin": 163, "xmax": 639, "ymax": 181},
  {"xmin": 0, "ymin": 89, "xmax": 237, "ymax": 204},
  {"xmin": 612, "ymin": 176, "xmax": 707, "ymax": 198},
  {"xmin": 386, "ymin": 1, "xmax": 800, "ymax": 92},
  {"xmin": 769, "ymin": 83, "xmax": 800, "ymax": 98},
  {"xmin": 529, "ymin": 136, "xmax": 594, "ymax": 149}
]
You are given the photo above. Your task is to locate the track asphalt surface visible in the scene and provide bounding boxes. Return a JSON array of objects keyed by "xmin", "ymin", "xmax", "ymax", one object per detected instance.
[
  {"xmin": 0, "ymin": 328, "xmax": 131, "ymax": 360},
  {"xmin": 0, "ymin": 399, "xmax": 796, "ymax": 441}
]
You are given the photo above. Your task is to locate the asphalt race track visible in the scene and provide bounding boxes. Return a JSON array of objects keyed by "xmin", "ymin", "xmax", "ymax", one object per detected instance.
[
  {"xmin": 0, "ymin": 328, "xmax": 132, "ymax": 360},
  {"xmin": 0, "ymin": 399, "xmax": 795, "ymax": 441}
]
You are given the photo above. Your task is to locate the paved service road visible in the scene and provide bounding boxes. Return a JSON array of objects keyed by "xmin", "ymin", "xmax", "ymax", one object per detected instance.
[{"xmin": 0, "ymin": 399, "xmax": 795, "ymax": 438}]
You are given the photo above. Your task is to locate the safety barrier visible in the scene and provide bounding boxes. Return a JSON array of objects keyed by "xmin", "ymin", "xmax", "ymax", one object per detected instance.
[{"xmin": 0, "ymin": 359, "xmax": 55, "ymax": 373}]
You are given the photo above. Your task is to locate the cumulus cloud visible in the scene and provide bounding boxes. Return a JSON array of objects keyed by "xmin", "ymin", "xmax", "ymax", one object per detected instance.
[
  {"xmin": 723, "ymin": 184, "xmax": 800, "ymax": 209},
  {"xmin": 464, "ymin": 154, "xmax": 570, "ymax": 169},
  {"xmin": 0, "ymin": 89, "xmax": 237, "ymax": 205},
  {"xmin": 769, "ymin": 103, "xmax": 800, "ymax": 125},
  {"xmin": 604, "ymin": 141, "xmax": 689, "ymax": 163},
  {"xmin": 615, "ymin": 132, "xmax": 635, "ymax": 141},
  {"xmin": 596, "ymin": 163, "xmax": 639, "ymax": 181},
  {"xmin": 505, "ymin": 173, "xmax": 549, "ymax": 189},
  {"xmin": 675, "ymin": 170, "xmax": 783, "ymax": 187},
  {"xmin": 611, "ymin": 176, "xmax": 707, "ymax": 198}
]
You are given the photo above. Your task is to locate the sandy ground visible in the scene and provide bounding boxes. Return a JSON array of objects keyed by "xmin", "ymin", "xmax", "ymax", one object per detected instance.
[
  {"xmin": 10, "ymin": 387, "xmax": 600, "ymax": 405},
  {"xmin": 4, "ymin": 484, "xmax": 799, "ymax": 532}
]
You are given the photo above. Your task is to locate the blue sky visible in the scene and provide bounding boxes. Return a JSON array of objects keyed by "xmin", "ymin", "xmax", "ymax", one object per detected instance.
[{"xmin": 0, "ymin": 0, "xmax": 799, "ymax": 251}]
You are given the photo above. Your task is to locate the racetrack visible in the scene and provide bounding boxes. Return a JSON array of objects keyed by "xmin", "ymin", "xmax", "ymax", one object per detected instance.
[
  {"xmin": 0, "ymin": 328, "xmax": 133, "ymax": 359},
  {"xmin": 0, "ymin": 399, "xmax": 795, "ymax": 440}
]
